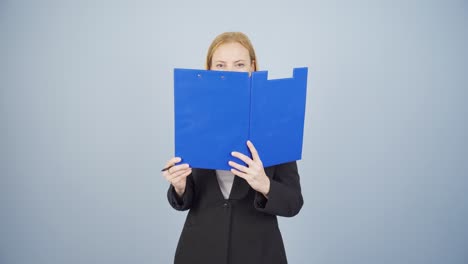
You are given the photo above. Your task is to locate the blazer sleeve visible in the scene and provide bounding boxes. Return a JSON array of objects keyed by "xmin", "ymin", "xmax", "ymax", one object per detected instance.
[
  {"xmin": 167, "ymin": 174, "xmax": 194, "ymax": 211},
  {"xmin": 254, "ymin": 161, "xmax": 304, "ymax": 217}
]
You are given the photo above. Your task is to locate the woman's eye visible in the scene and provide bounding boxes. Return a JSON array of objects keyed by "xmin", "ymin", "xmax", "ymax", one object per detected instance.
[
  {"xmin": 236, "ymin": 63, "xmax": 245, "ymax": 67},
  {"xmin": 216, "ymin": 64, "xmax": 224, "ymax": 68}
]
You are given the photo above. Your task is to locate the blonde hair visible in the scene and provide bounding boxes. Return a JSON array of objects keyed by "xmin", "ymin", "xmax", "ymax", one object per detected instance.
[{"xmin": 205, "ymin": 32, "xmax": 258, "ymax": 71}]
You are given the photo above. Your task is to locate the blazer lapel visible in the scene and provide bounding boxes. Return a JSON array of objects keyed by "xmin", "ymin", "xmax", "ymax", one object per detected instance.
[{"xmin": 228, "ymin": 175, "xmax": 251, "ymax": 200}]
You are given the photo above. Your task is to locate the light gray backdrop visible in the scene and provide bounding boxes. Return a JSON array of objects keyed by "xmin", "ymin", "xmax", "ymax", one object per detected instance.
[{"xmin": 1, "ymin": 0, "xmax": 467, "ymax": 263}]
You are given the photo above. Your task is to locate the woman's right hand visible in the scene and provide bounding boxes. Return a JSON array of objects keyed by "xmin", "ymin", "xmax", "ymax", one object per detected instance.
[{"xmin": 162, "ymin": 157, "xmax": 192, "ymax": 197}]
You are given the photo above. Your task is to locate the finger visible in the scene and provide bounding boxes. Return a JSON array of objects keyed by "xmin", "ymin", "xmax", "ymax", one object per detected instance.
[
  {"xmin": 164, "ymin": 168, "xmax": 192, "ymax": 181},
  {"xmin": 231, "ymin": 151, "xmax": 254, "ymax": 167},
  {"xmin": 247, "ymin": 140, "xmax": 261, "ymax": 162},
  {"xmin": 162, "ymin": 163, "xmax": 189, "ymax": 180},
  {"xmin": 167, "ymin": 169, "xmax": 192, "ymax": 182},
  {"xmin": 169, "ymin": 163, "xmax": 190, "ymax": 174},
  {"xmin": 166, "ymin": 167, "xmax": 191, "ymax": 180},
  {"xmin": 164, "ymin": 157, "xmax": 182, "ymax": 169},
  {"xmin": 171, "ymin": 169, "xmax": 192, "ymax": 184},
  {"xmin": 231, "ymin": 168, "xmax": 249, "ymax": 180},
  {"xmin": 228, "ymin": 160, "xmax": 250, "ymax": 173}
]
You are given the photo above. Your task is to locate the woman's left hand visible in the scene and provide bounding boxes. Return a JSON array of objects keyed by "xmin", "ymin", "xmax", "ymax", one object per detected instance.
[{"xmin": 229, "ymin": 140, "xmax": 270, "ymax": 197}]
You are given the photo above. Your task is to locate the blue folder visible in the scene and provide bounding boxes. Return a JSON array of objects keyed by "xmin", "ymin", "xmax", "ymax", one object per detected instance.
[{"xmin": 174, "ymin": 67, "xmax": 308, "ymax": 170}]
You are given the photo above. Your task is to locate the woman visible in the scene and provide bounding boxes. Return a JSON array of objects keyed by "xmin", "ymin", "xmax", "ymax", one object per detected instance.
[{"xmin": 162, "ymin": 32, "xmax": 303, "ymax": 264}]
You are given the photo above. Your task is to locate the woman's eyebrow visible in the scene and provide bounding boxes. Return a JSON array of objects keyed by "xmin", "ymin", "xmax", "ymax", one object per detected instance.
[
  {"xmin": 234, "ymin": 60, "xmax": 246, "ymax": 63},
  {"xmin": 213, "ymin": 60, "xmax": 226, "ymax": 63}
]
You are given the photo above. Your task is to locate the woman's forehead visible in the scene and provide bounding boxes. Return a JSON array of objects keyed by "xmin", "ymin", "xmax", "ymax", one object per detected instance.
[{"xmin": 212, "ymin": 42, "xmax": 250, "ymax": 61}]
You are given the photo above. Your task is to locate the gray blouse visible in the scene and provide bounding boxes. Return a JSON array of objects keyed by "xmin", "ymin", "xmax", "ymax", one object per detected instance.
[{"xmin": 215, "ymin": 170, "xmax": 235, "ymax": 199}]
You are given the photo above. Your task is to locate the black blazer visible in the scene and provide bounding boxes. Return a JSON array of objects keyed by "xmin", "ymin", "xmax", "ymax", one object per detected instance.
[{"xmin": 167, "ymin": 161, "xmax": 303, "ymax": 264}]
